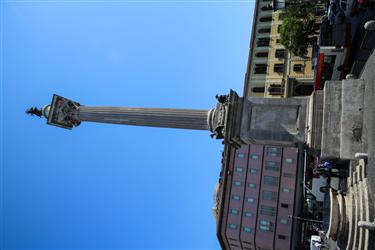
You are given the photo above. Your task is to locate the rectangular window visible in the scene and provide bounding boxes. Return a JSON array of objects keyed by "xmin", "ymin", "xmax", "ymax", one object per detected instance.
[
  {"xmin": 251, "ymin": 154, "xmax": 259, "ymax": 160},
  {"xmin": 266, "ymin": 147, "xmax": 281, "ymax": 156},
  {"xmin": 262, "ymin": 190, "xmax": 277, "ymax": 201},
  {"xmin": 256, "ymin": 38, "xmax": 270, "ymax": 47},
  {"xmin": 243, "ymin": 227, "xmax": 252, "ymax": 233},
  {"xmin": 260, "ymin": 205, "xmax": 276, "ymax": 216},
  {"xmin": 254, "ymin": 64, "xmax": 268, "ymax": 74},
  {"xmin": 235, "ymin": 166, "xmax": 243, "ymax": 172},
  {"xmin": 248, "ymin": 183, "xmax": 257, "ymax": 189},
  {"xmin": 234, "ymin": 181, "xmax": 242, "ymax": 187},
  {"xmin": 293, "ymin": 64, "xmax": 303, "ymax": 72},
  {"xmin": 278, "ymin": 235, "xmax": 287, "ymax": 240},
  {"xmin": 283, "ymin": 172, "xmax": 293, "ymax": 178},
  {"xmin": 237, "ymin": 153, "xmax": 245, "ymax": 158},
  {"xmin": 250, "ymin": 168, "xmax": 258, "ymax": 174},
  {"xmin": 265, "ymin": 161, "xmax": 280, "ymax": 171},
  {"xmin": 244, "ymin": 212, "xmax": 253, "ymax": 217},
  {"xmin": 232, "ymin": 195, "xmax": 240, "ymax": 201},
  {"xmin": 259, "ymin": 220, "xmax": 274, "ymax": 232},
  {"xmin": 273, "ymin": 64, "xmax": 284, "ymax": 73},
  {"xmin": 230, "ymin": 209, "xmax": 239, "ymax": 215},
  {"xmin": 281, "ymin": 203, "xmax": 289, "ymax": 208},
  {"xmin": 275, "ymin": 49, "xmax": 285, "ymax": 59},
  {"xmin": 263, "ymin": 176, "xmax": 279, "ymax": 186},
  {"xmin": 285, "ymin": 158, "xmax": 294, "ymax": 164},
  {"xmin": 279, "ymin": 218, "xmax": 288, "ymax": 224},
  {"xmin": 228, "ymin": 224, "xmax": 237, "ymax": 230},
  {"xmin": 247, "ymin": 197, "xmax": 255, "ymax": 203},
  {"xmin": 282, "ymin": 187, "xmax": 290, "ymax": 193}
]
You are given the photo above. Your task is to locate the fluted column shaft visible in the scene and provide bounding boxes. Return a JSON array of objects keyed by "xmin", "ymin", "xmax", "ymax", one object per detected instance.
[{"xmin": 78, "ymin": 106, "xmax": 211, "ymax": 130}]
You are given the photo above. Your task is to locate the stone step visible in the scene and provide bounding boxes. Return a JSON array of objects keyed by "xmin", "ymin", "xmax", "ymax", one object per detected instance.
[
  {"xmin": 352, "ymin": 182, "xmax": 360, "ymax": 249},
  {"xmin": 345, "ymin": 192, "xmax": 355, "ymax": 250},
  {"xmin": 362, "ymin": 179, "xmax": 370, "ymax": 250},
  {"xmin": 358, "ymin": 181, "xmax": 365, "ymax": 250},
  {"xmin": 359, "ymin": 159, "xmax": 367, "ymax": 180}
]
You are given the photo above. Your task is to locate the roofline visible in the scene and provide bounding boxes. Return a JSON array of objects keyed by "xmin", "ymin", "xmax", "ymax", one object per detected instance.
[
  {"xmin": 216, "ymin": 144, "xmax": 233, "ymax": 249},
  {"xmin": 242, "ymin": 0, "xmax": 260, "ymax": 97}
]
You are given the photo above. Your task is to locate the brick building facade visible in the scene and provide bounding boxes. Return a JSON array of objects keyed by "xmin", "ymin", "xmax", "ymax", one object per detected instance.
[{"xmin": 214, "ymin": 144, "xmax": 302, "ymax": 250}]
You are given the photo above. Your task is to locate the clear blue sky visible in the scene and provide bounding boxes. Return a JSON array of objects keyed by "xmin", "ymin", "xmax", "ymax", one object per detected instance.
[{"xmin": 1, "ymin": 1, "xmax": 253, "ymax": 249}]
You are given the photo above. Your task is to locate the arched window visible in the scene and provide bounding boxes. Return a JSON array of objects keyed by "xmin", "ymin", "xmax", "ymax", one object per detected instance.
[
  {"xmin": 258, "ymin": 28, "xmax": 271, "ymax": 34},
  {"xmin": 260, "ymin": 16, "xmax": 272, "ymax": 22},
  {"xmin": 256, "ymin": 52, "xmax": 269, "ymax": 58},
  {"xmin": 252, "ymin": 86, "xmax": 266, "ymax": 93}
]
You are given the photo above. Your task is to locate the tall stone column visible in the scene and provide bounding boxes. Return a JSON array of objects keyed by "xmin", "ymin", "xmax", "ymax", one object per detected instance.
[
  {"xmin": 78, "ymin": 106, "xmax": 210, "ymax": 130},
  {"xmin": 26, "ymin": 92, "xmax": 244, "ymax": 147}
]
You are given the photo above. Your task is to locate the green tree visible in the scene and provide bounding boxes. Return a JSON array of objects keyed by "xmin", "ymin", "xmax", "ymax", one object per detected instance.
[{"xmin": 280, "ymin": 0, "xmax": 316, "ymax": 57}]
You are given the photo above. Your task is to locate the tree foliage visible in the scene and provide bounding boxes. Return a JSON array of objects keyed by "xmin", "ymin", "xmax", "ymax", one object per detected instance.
[{"xmin": 280, "ymin": 0, "xmax": 316, "ymax": 57}]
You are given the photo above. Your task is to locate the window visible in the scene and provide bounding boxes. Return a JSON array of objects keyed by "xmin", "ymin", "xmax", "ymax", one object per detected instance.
[
  {"xmin": 260, "ymin": 205, "xmax": 276, "ymax": 216},
  {"xmin": 263, "ymin": 176, "xmax": 279, "ymax": 186},
  {"xmin": 273, "ymin": 63, "xmax": 284, "ymax": 73},
  {"xmin": 260, "ymin": 16, "xmax": 272, "ymax": 22},
  {"xmin": 266, "ymin": 147, "xmax": 281, "ymax": 156},
  {"xmin": 252, "ymin": 86, "xmax": 265, "ymax": 93},
  {"xmin": 248, "ymin": 183, "xmax": 257, "ymax": 189},
  {"xmin": 262, "ymin": 190, "xmax": 277, "ymax": 201},
  {"xmin": 251, "ymin": 154, "xmax": 259, "ymax": 159},
  {"xmin": 278, "ymin": 13, "xmax": 284, "ymax": 20},
  {"xmin": 254, "ymin": 64, "xmax": 267, "ymax": 74},
  {"xmin": 285, "ymin": 158, "xmax": 294, "ymax": 164},
  {"xmin": 235, "ymin": 166, "xmax": 243, "ymax": 172},
  {"xmin": 281, "ymin": 203, "xmax": 289, "ymax": 208},
  {"xmin": 237, "ymin": 153, "xmax": 245, "ymax": 158},
  {"xmin": 283, "ymin": 172, "xmax": 293, "ymax": 178},
  {"xmin": 256, "ymin": 51, "xmax": 269, "ymax": 58},
  {"xmin": 279, "ymin": 218, "xmax": 288, "ymax": 224},
  {"xmin": 258, "ymin": 28, "xmax": 271, "ymax": 34},
  {"xmin": 265, "ymin": 161, "xmax": 280, "ymax": 171},
  {"xmin": 243, "ymin": 227, "xmax": 253, "ymax": 233},
  {"xmin": 278, "ymin": 235, "xmax": 287, "ymax": 240},
  {"xmin": 244, "ymin": 212, "xmax": 253, "ymax": 217},
  {"xmin": 293, "ymin": 64, "xmax": 303, "ymax": 72},
  {"xmin": 268, "ymin": 85, "xmax": 283, "ymax": 95},
  {"xmin": 275, "ymin": 49, "xmax": 285, "ymax": 59},
  {"xmin": 229, "ymin": 224, "xmax": 237, "ymax": 230},
  {"xmin": 282, "ymin": 187, "xmax": 290, "ymax": 193},
  {"xmin": 247, "ymin": 197, "xmax": 255, "ymax": 203},
  {"xmin": 261, "ymin": 5, "xmax": 273, "ymax": 11},
  {"xmin": 231, "ymin": 209, "xmax": 239, "ymax": 215},
  {"xmin": 250, "ymin": 168, "xmax": 258, "ymax": 174},
  {"xmin": 256, "ymin": 38, "xmax": 270, "ymax": 47},
  {"xmin": 232, "ymin": 195, "xmax": 240, "ymax": 201},
  {"xmin": 259, "ymin": 220, "xmax": 274, "ymax": 232},
  {"xmin": 276, "ymin": 39, "xmax": 281, "ymax": 44},
  {"xmin": 234, "ymin": 181, "xmax": 242, "ymax": 187}
]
